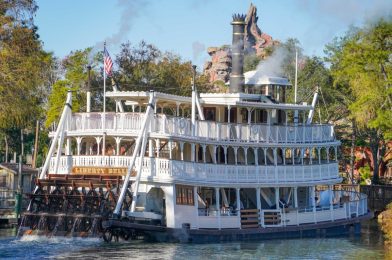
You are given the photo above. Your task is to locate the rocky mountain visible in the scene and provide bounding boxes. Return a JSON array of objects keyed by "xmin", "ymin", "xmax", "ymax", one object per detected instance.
[{"xmin": 203, "ymin": 4, "xmax": 279, "ymax": 84}]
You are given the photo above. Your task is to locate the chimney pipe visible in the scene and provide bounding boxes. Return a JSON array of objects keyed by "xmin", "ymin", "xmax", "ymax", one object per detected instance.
[
  {"xmin": 230, "ymin": 14, "xmax": 246, "ymax": 93},
  {"xmin": 86, "ymin": 65, "xmax": 92, "ymax": 112}
]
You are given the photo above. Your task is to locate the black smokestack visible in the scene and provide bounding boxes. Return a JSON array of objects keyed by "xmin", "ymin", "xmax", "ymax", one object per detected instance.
[{"xmin": 230, "ymin": 14, "xmax": 246, "ymax": 93}]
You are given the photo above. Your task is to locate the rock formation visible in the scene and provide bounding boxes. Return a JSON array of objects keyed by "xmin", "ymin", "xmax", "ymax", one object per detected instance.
[
  {"xmin": 203, "ymin": 4, "xmax": 279, "ymax": 84},
  {"xmin": 244, "ymin": 3, "xmax": 279, "ymax": 58},
  {"xmin": 203, "ymin": 47, "xmax": 231, "ymax": 83}
]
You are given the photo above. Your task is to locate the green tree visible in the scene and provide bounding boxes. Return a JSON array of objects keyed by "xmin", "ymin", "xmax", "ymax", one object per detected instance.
[
  {"xmin": 326, "ymin": 19, "xmax": 392, "ymax": 183},
  {"xmin": 115, "ymin": 41, "xmax": 210, "ymax": 95},
  {"xmin": 46, "ymin": 48, "xmax": 102, "ymax": 127},
  {"xmin": 0, "ymin": 0, "xmax": 55, "ymax": 162}
]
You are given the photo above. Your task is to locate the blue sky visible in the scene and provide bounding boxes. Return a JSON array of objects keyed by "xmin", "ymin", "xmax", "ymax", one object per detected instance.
[{"xmin": 35, "ymin": 0, "xmax": 391, "ymax": 68}]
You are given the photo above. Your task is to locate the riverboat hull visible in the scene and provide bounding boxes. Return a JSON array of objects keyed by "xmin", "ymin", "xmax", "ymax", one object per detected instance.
[{"xmin": 101, "ymin": 213, "xmax": 372, "ymax": 243}]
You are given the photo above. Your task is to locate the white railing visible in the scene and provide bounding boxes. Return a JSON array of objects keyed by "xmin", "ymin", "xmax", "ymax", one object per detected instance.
[
  {"xmin": 256, "ymin": 190, "xmax": 368, "ymax": 228},
  {"xmin": 49, "ymin": 156, "xmax": 340, "ymax": 185},
  {"xmin": 66, "ymin": 112, "xmax": 335, "ymax": 144}
]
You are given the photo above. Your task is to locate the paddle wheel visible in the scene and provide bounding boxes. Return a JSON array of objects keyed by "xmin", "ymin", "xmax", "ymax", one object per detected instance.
[
  {"xmin": 18, "ymin": 91, "xmax": 155, "ymax": 240},
  {"xmin": 18, "ymin": 173, "xmax": 133, "ymax": 238}
]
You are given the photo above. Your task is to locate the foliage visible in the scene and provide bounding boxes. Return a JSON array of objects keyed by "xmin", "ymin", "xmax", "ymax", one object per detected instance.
[
  {"xmin": 380, "ymin": 202, "xmax": 392, "ymax": 252},
  {"xmin": 45, "ymin": 48, "xmax": 97, "ymax": 127},
  {"xmin": 243, "ymin": 54, "xmax": 262, "ymax": 72},
  {"xmin": 358, "ymin": 165, "xmax": 371, "ymax": 185},
  {"xmin": 325, "ymin": 18, "xmax": 392, "ymax": 183},
  {"xmin": 0, "ymin": 0, "xmax": 54, "ymax": 129},
  {"xmin": 114, "ymin": 41, "xmax": 210, "ymax": 96},
  {"xmin": 0, "ymin": 0, "xmax": 55, "ymax": 163}
]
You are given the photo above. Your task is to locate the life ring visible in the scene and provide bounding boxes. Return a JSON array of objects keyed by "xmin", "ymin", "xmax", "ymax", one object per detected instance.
[
  {"xmin": 179, "ymin": 118, "xmax": 186, "ymax": 129},
  {"xmin": 251, "ymin": 125, "xmax": 259, "ymax": 135}
]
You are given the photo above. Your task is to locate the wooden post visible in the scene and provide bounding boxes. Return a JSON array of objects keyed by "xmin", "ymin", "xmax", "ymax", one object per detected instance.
[{"xmin": 32, "ymin": 120, "xmax": 39, "ymax": 168}]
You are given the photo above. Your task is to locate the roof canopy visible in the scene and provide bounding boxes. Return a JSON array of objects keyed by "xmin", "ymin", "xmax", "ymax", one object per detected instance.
[{"xmin": 244, "ymin": 70, "xmax": 291, "ymax": 86}]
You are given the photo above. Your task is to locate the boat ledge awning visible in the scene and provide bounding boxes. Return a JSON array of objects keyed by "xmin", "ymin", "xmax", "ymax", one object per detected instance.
[{"xmin": 235, "ymin": 101, "xmax": 312, "ymax": 110}]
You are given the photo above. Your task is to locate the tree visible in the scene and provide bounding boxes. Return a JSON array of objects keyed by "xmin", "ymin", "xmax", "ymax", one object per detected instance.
[
  {"xmin": 0, "ymin": 0, "xmax": 55, "ymax": 162},
  {"xmin": 326, "ymin": 19, "xmax": 392, "ymax": 183},
  {"xmin": 46, "ymin": 48, "xmax": 102, "ymax": 127},
  {"xmin": 115, "ymin": 41, "xmax": 210, "ymax": 95}
]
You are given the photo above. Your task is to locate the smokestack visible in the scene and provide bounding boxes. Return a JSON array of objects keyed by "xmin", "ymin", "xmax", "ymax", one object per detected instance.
[
  {"xmin": 230, "ymin": 14, "xmax": 246, "ymax": 93},
  {"xmin": 86, "ymin": 65, "xmax": 92, "ymax": 113}
]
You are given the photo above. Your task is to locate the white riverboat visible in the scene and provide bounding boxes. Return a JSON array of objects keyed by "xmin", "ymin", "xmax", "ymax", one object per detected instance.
[{"xmin": 18, "ymin": 13, "xmax": 370, "ymax": 243}]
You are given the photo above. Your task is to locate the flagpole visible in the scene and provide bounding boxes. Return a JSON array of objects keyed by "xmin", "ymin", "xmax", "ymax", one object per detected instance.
[{"xmin": 102, "ymin": 42, "xmax": 106, "ymax": 156}]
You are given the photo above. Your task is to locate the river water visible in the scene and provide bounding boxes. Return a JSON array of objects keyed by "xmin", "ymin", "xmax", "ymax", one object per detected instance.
[{"xmin": 0, "ymin": 220, "xmax": 389, "ymax": 259}]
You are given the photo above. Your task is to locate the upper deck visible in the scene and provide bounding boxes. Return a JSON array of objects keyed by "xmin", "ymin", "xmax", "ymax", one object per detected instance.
[
  {"xmin": 54, "ymin": 90, "xmax": 337, "ymax": 146},
  {"xmin": 61, "ymin": 112, "xmax": 336, "ymax": 145}
]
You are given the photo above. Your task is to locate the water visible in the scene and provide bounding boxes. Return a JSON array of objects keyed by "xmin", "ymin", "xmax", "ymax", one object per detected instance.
[{"xmin": 0, "ymin": 221, "xmax": 388, "ymax": 259}]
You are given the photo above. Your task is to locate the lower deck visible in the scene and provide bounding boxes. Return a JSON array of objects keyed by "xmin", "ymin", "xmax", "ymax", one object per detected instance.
[
  {"xmin": 102, "ymin": 213, "xmax": 371, "ymax": 243},
  {"xmin": 133, "ymin": 183, "xmax": 368, "ymax": 230}
]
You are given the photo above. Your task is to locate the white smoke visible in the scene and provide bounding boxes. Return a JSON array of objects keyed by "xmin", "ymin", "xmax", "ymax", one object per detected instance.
[
  {"xmin": 251, "ymin": 46, "xmax": 289, "ymax": 79},
  {"xmin": 192, "ymin": 41, "xmax": 206, "ymax": 61},
  {"xmin": 298, "ymin": 0, "xmax": 391, "ymax": 25},
  {"xmin": 88, "ymin": 0, "xmax": 150, "ymax": 64}
]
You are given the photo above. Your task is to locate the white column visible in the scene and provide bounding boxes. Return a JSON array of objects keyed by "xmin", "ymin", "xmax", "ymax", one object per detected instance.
[
  {"xmin": 176, "ymin": 102, "xmax": 181, "ymax": 116},
  {"xmin": 191, "ymin": 143, "xmax": 195, "ymax": 162},
  {"xmin": 294, "ymin": 187, "xmax": 298, "ymax": 208},
  {"xmin": 266, "ymin": 110, "xmax": 271, "ymax": 143},
  {"xmin": 227, "ymin": 105, "xmax": 231, "ymax": 140},
  {"xmin": 256, "ymin": 187, "xmax": 261, "ymax": 226},
  {"xmin": 292, "ymin": 148, "xmax": 295, "ymax": 165},
  {"xmin": 202, "ymin": 145, "xmax": 206, "ymax": 163},
  {"xmin": 76, "ymin": 137, "xmax": 83, "ymax": 156},
  {"xmin": 312, "ymin": 186, "xmax": 317, "ymax": 223},
  {"xmin": 180, "ymin": 142, "xmax": 184, "ymax": 161},
  {"xmin": 236, "ymin": 188, "xmax": 241, "ymax": 228},
  {"xmin": 169, "ymin": 140, "xmax": 173, "ymax": 159},
  {"xmin": 244, "ymin": 147, "xmax": 248, "ymax": 165},
  {"xmin": 156, "ymin": 139, "xmax": 160, "ymax": 158},
  {"xmin": 115, "ymin": 137, "xmax": 122, "ymax": 156},
  {"xmin": 318, "ymin": 148, "xmax": 321, "ymax": 164},
  {"xmin": 327, "ymin": 147, "xmax": 330, "ymax": 163},
  {"xmin": 194, "ymin": 186, "xmax": 199, "ymax": 228},
  {"xmin": 149, "ymin": 139, "xmax": 153, "ymax": 157},
  {"xmin": 95, "ymin": 137, "xmax": 102, "ymax": 155},
  {"xmin": 66, "ymin": 137, "xmax": 71, "ymax": 156},
  {"xmin": 264, "ymin": 148, "xmax": 267, "ymax": 165},
  {"xmin": 254, "ymin": 148, "xmax": 258, "ymax": 166},
  {"xmin": 213, "ymin": 145, "xmax": 217, "ymax": 164},
  {"xmin": 215, "ymin": 187, "xmax": 221, "ymax": 230},
  {"xmin": 273, "ymin": 148, "xmax": 277, "ymax": 166},
  {"xmin": 329, "ymin": 185, "xmax": 334, "ymax": 221},
  {"xmin": 247, "ymin": 108, "xmax": 252, "ymax": 124},
  {"xmin": 223, "ymin": 146, "xmax": 228, "ymax": 165},
  {"xmin": 275, "ymin": 187, "xmax": 280, "ymax": 210},
  {"xmin": 234, "ymin": 147, "xmax": 238, "ymax": 165}
]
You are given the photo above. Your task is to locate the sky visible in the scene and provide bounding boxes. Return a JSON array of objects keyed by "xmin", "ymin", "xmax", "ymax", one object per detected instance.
[{"xmin": 34, "ymin": 0, "xmax": 392, "ymax": 69}]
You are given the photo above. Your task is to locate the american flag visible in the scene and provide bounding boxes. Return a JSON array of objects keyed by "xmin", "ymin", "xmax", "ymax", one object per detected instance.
[{"xmin": 104, "ymin": 47, "xmax": 113, "ymax": 76}]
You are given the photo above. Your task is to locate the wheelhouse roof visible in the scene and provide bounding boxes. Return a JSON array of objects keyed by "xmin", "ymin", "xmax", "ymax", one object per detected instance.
[{"xmin": 106, "ymin": 91, "xmax": 312, "ymax": 110}]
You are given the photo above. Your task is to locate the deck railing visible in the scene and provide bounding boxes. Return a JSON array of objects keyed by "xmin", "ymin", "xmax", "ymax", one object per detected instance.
[
  {"xmin": 196, "ymin": 190, "xmax": 368, "ymax": 229},
  {"xmin": 66, "ymin": 112, "xmax": 336, "ymax": 144},
  {"xmin": 0, "ymin": 188, "xmax": 15, "ymax": 209},
  {"xmin": 49, "ymin": 156, "xmax": 340, "ymax": 185}
]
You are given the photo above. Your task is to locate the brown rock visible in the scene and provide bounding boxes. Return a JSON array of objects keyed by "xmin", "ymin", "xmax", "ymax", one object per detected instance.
[{"xmin": 203, "ymin": 4, "xmax": 279, "ymax": 84}]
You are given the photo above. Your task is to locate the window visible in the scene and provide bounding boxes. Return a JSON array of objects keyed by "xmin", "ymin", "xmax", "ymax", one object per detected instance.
[
  {"xmin": 176, "ymin": 185, "xmax": 194, "ymax": 205},
  {"xmin": 0, "ymin": 175, "xmax": 6, "ymax": 187}
]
